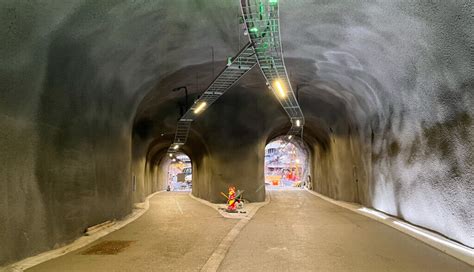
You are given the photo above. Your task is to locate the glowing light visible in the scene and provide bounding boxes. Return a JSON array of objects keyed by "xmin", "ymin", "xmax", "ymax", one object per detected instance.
[
  {"xmin": 194, "ymin": 102, "xmax": 207, "ymax": 114},
  {"xmin": 288, "ymin": 135, "xmax": 292, "ymax": 140},
  {"xmin": 295, "ymin": 159, "xmax": 300, "ymax": 164},
  {"xmin": 168, "ymin": 153, "xmax": 173, "ymax": 157},
  {"xmin": 274, "ymin": 80, "xmax": 286, "ymax": 98},
  {"xmin": 173, "ymin": 144, "xmax": 179, "ymax": 150},
  {"xmin": 249, "ymin": 27, "xmax": 258, "ymax": 33},
  {"xmin": 358, "ymin": 207, "xmax": 389, "ymax": 220},
  {"xmin": 172, "ymin": 158, "xmax": 176, "ymax": 162},
  {"xmin": 393, "ymin": 221, "xmax": 474, "ymax": 255},
  {"xmin": 296, "ymin": 119, "xmax": 301, "ymax": 127}
]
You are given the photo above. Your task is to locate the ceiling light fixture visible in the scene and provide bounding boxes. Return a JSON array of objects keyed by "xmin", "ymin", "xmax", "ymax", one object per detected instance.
[
  {"xmin": 274, "ymin": 80, "xmax": 286, "ymax": 98},
  {"xmin": 194, "ymin": 102, "xmax": 207, "ymax": 114}
]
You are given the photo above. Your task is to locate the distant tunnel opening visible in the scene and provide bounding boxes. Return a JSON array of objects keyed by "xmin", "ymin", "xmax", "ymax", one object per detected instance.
[
  {"xmin": 167, "ymin": 153, "xmax": 192, "ymax": 191},
  {"xmin": 264, "ymin": 136, "xmax": 311, "ymax": 190}
]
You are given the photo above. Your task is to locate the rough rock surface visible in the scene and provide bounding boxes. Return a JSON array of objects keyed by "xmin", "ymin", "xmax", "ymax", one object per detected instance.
[{"xmin": 0, "ymin": 0, "xmax": 472, "ymax": 265}]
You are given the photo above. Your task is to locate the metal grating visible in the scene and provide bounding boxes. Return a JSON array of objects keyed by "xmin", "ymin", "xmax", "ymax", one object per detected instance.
[
  {"xmin": 240, "ymin": 0, "xmax": 304, "ymax": 137},
  {"xmin": 168, "ymin": 42, "xmax": 257, "ymax": 153},
  {"xmin": 168, "ymin": 0, "xmax": 304, "ymax": 153}
]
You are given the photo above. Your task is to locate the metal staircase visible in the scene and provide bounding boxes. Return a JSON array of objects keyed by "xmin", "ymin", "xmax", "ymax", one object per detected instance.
[{"xmin": 168, "ymin": 0, "xmax": 304, "ymax": 154}]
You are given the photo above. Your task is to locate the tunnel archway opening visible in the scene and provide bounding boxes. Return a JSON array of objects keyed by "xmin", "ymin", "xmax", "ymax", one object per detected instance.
[
  {"xmin": 167, "ymin": 153, "xmax": 192, "ymax": 191},
  {"xmin": 264, "ymin": 136, "xmax": 311, "ymax": 190}
]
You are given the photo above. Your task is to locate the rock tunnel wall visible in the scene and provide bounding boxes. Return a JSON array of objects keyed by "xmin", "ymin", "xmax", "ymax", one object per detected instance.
[{"xmin": 0, "ymin": 0, "xmax": 472, "ymax": 266}]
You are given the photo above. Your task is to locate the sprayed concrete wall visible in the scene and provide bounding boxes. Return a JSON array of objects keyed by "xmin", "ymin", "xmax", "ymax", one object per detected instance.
[
  {"xmin": 278, "ymin": 1, "xmax": 474, "ymax": 248},
  {"xmin": 0, "ymin": 0, "xmax": 472, "ymax": 266}
]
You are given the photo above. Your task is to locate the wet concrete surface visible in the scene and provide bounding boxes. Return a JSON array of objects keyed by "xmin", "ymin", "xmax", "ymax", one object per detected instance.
[{"xmin": 27, "ymin": 191, "xmax": 471, "ymax": 272}]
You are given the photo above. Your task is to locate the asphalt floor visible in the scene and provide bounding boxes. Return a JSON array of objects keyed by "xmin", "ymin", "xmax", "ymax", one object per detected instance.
[{"xmin": 27, "ymin": 191, "xmax": 472, "ymax": 272}]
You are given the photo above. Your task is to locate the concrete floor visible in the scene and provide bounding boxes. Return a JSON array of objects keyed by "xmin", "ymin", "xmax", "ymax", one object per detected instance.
[
  {"xmin": 28, "ymin": 191, "xmax": 471, "ymax": 272},
  {"xmin": 27, "ymin": 192, "xmax": 235, "ymax": 272},
  {"xmin": 220, "ymin": 191, "xmax": 472, "ymax": 272}
]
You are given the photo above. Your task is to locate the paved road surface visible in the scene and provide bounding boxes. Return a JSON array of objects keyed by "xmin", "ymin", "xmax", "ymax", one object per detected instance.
[
  {"xmin": 28, "ymin": 191, "xmax": 472, "ymax": 272},
  {"xmin": 219, "ymin": 190, "xmax": 471, "ymax": 271},
  {"xmin": 27, "ymin": 192, "xmax": 235, "ymax": 272}
]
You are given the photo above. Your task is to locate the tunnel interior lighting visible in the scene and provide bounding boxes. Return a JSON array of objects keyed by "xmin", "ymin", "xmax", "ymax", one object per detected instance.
[
  {"xmin": 169, "ymin": 153, "xmax": 173, "ymax": 157},
  {"xmin": 194, "ymin": 102, "xmax": 207, "ymax": 114},
  {"xmin": 288, "ymin": 135, "xmax": 292, "ymax": 140},
  {"xmin": 393, "ymin": 221, "xmax": 473, "ymax": 255},
  {"xmin": 296, "ymin": 119, "xmax": 301, "ymax": 127},
  {"xmin": 274, "ymin": 80, "xmax": 286, "ymax": 98},
  {"xmin": 358, "ymin": 207, "xmax": 389, "ymax": 220},
  {"xmin": 173, "ymin": 144, "xmax": 179, "ymax": 150}
]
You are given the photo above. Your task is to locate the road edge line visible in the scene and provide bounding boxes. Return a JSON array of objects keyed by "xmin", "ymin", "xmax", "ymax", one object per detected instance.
[{"xmin": 304, "ymin": 188, "xmax": 474, "ymax": 266}]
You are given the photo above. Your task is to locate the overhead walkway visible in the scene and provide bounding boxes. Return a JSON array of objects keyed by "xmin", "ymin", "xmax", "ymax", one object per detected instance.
[
  {"xmin": 26, "ymin": 191, "xmax": 471, "ymax": 272},
  {"xmin": 168, "ymin": 0, "xmax": 305, "ymax": 154},
  {"xmin": 168, "ymin": 43, "xmax": 257, "ymax": 154},
  {"xmin": 241, "ymin": 0, "xmax": 305, "ymax": 136}
]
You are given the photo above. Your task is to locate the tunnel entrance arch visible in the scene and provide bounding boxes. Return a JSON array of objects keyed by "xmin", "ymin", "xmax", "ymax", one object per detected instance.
[
  {"xmin": 167, "ymin": 153, "xmax": 192, "ymax": 191},
  {"xmin": 264, "ymin": 136, "xmax": 311, "ymax": 190}
]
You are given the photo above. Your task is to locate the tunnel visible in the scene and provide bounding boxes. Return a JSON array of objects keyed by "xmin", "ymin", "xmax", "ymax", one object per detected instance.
[
  {"xmin": 264, "ymin": 136, "xmax": 311, "ymax": 189},
  {"xmin": 0, "ymin": 0, "xmax": 473, "ymax": 271}
]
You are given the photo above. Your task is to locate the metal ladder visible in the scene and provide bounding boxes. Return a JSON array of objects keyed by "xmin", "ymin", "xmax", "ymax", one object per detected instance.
[{"xmin": 168, "ymin": 42, "xmax": 257, "ymax": 153}]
